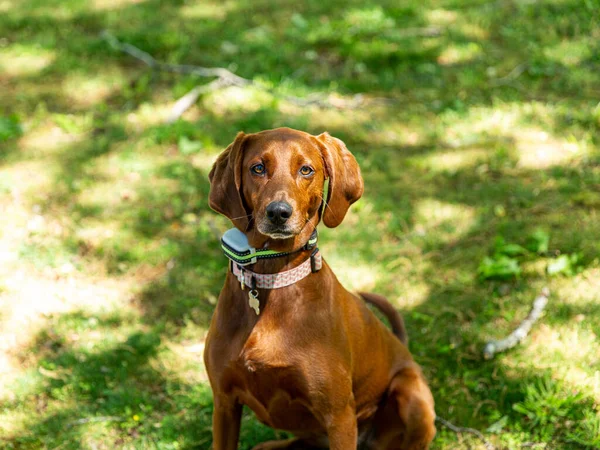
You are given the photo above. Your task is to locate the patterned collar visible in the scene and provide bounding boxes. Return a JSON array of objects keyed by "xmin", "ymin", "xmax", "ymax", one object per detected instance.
[{"xmin": 230, "ymin": 249, "xmax": 322, "ymax": 290}]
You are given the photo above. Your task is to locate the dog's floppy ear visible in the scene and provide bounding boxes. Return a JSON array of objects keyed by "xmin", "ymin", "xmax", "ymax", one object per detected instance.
[
  {"xmin": 316, "ymin": 132, "xmax": 364, "ymax": 228},
  {"xmin": 209, "ymin": 132, "xmax": 250, "ymax": 230}
]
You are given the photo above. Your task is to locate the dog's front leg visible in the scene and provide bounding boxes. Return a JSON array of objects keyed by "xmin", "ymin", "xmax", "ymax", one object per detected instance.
[
  {"xmin": 326, "ymin": 405, "xmax": 358, "ymax": 450},
  {"xmin": 212, "ymin": 395, "xmax": 242, "ymax": 450}
]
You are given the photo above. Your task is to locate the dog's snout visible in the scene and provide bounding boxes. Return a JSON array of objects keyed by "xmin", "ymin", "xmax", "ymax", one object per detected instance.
[{"xmin": 266, "ymin": 201, "xmax": 293, "ymax": 225}]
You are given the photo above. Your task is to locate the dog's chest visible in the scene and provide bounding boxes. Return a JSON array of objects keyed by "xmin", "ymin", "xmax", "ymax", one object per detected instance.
[
  {"xmin": 232, "ymin": 328, "xmax": 324, "ymax": 432},
  {"xmin": 235, "ymin": 366, "xmax": 321, "ymax": 432}
]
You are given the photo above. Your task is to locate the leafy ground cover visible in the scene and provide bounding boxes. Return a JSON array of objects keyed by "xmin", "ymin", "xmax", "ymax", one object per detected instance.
[{"xmin": 1, "ymin": 0, "xmax": 599, "ymax": 448}]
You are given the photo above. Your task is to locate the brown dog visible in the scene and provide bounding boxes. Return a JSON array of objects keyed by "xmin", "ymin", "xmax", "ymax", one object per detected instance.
[{"xmin": 205, "ymin": 128, "xmax": 435, "ymax": 449}]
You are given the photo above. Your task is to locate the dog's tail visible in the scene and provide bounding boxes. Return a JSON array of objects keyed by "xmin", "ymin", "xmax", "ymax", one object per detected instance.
[{"xmin": 359, "ymin": 292, "xmax": 408, "ymax": 346}]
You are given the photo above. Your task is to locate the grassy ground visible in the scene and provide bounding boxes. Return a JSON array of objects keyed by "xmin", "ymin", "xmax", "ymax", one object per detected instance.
[{"xmin": 1, "ymin": 0, "xmax": 599, "ymax": 448}]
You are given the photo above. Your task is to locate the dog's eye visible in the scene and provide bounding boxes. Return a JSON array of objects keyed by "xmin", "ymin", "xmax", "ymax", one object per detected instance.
[
  {"xmin": 251, "ymin": 163, "xmax": 265, "ymax": 175},
  {"xmin": 299, "ymin": 166, "xmax": 314, "ymax": 176}
]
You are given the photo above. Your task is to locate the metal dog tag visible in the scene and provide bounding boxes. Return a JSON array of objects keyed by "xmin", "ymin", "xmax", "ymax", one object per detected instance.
[{"xmin": 248, "ymin": 290, "xmax": 260, "ymax": 315}]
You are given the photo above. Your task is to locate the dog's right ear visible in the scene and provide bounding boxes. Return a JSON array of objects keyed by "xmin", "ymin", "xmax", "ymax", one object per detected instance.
[{"xmin": 208, "ymin": 132, "xmax": 250, "ymax": 231}]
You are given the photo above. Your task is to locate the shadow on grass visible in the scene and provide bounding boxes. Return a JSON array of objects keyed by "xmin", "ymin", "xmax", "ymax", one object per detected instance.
[{"xmin": 4, "ymin": 309, "xmax": 294, "ymax": 449}]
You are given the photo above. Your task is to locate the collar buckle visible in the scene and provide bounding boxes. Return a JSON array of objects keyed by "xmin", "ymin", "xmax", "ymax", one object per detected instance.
[
  {"xmin": 310, "ymin": 248, "xmax": 320, "ymax": 273},
  {"xmin": 247, "ymin": 246, "xmax": 257, "ymax": 265},
  {"xmin": 304, "ymin": 229, "xmax": 319, "ymax": 251}
]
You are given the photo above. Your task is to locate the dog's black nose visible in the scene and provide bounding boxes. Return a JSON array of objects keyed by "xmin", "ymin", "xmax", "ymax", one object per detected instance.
[{"xmin": 266, "ymin": 201, "xmax": 293, "ymax": 225}]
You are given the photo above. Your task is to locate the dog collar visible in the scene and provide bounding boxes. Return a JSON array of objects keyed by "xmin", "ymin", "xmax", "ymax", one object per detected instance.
[
  {"xmin": 228, "ymin": 248, "xmax": 322, "ymax": 315},
  {"xmin": 231, "ymin": 249, "xmax": 322, "ymax": 290},
  {"xmin": 222, "ymin": 230, "xmax": 322, "ymax": 315},
  {"xmin": 221, "ymin": 228, "xmax": 318, "ymax": 266}
]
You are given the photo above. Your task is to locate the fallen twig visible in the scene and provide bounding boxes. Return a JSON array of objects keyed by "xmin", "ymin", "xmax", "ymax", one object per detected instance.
[
  {"xmin": 436, "ymin": 416, "xmax": 496, "ymax": 450},
  {"xmin": 38, "ymin": 366, "xmax": 64, "ymax": 380},
  {"xmin": 166, "ymin": 79, "xmax": 226, "ymax": 123},
  {"xmin": 491, "ymin": 63, "xmax": 528, "ymax": 86},
  {"xmin": 102, "ymin": 31, "xmax": 368, "ymax": 122},
  {"xmin": 483, "ymin": 287, "xmax": 549, "ymax": 360},
  {"xmin": 521, "ymin": 442, "xmax": 548, "ymax": 448},
  {"xmin": 68, "ymin": 416, "xmax": 124, "ymax": 427},
  {"xmin": 102, "ymin": 31, "xmax": 249, "ymax": 85}
]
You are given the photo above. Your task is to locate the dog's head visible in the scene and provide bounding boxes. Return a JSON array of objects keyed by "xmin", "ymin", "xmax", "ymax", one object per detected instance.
[{"xmin": 208, "ymin": 127, "xmax": 363, "ymax": 249}]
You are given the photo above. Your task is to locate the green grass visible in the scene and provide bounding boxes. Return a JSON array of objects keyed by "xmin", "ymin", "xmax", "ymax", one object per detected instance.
[{"xmin": 1, "ymin": 0, "xmax": 599, "ymax": 448}]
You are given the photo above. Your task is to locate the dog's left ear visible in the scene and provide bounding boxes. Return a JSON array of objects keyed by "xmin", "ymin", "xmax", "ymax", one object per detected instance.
[
  {"xmin": 315, "ymin": 132, "xmax": 364, "ymax": 228},
  {"xmin": 208, "ymin": 132, "xmax": 250, "ymax": 231}
]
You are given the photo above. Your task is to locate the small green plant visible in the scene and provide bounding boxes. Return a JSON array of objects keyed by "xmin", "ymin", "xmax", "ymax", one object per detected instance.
[
  {"xmin": 479, "ymin": 231, "xmax": 582, "ymax": 281},
  {"xmin": 566, "ymin": 409, "xmax": 600, "ymax": 448},
  {"xmin": 525, "ymin": 229, "xmax": 550, "ymax": 254},
  {"xmin": 494, "ymin": 236, "xmax": 528, "ymax": 257},
  {"xmin": 478, "ymin": 255, "xmax": 521, "ymax": 280},
  {"xmin": 547, "ymin": 253, "xmax": 582, "ymax": 277},
  {"xmin": 0, "ymin": 115, "xmax": 23, "ymax": 141},
  {"xmin": 513, "ymin": 376, "xmax": 584, "ymax": 442},
  {"xmin": 178, "ymin": 136, "xmax": 203, "ymax": 155},
  {"xmin": 478, "ymin": 236, "xmax": 528, "ymax": 280}
]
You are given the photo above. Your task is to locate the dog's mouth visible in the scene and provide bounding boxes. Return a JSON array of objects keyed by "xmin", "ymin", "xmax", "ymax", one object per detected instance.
[
  {"xmin": 260, "ymin": 227, "xmax": 297, "ymax": 240},
  {"xmin": 256, "ymin": 222, "xmax": 301, "ymax": 240},
  {"xmin": 266, "ymin": 232, "xmax": 294, "ymax": 239}
]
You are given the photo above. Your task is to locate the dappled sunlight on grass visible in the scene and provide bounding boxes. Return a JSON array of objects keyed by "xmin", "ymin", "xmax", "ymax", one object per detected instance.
[
  {"xmin": 18, "ymin": 121, "xmax": 86, "ymax": 155},
  {"xmin": 0, "ymin": 161, "xmax": 55, "ymax": 202},
  {"xmin": 362, "ymin": 122, "xmax": 425, "ymax": 147},
  {"xmin": 517, "ymin": 324, "xmax": 600, "ymax": 401},
  {"xmin": 437, "ymin": 42, "xmax": 483, "ymax": 66},
  {"xmin": 0, "ymin": 45, "xmax": 55, "ymax": 78},
  {"xmin": 441, "ymin": 105, "xmax": 522, "ymax": 143},
  {"xmin": 343, "ymin": 6, "xmax": 395, "ymax": 31},
  {"xmin": 11, "ymin": 0, "xmax": 85, "ymax": 19},
  {"xmin": 393, "ymin": 280, "xmax": 431, "ymax": 309},
  {"xmin": 0, "ymin": 0, "xmax": 11, "ymax": 12},
  {"xmin": 0, "ymin": 305, "xmax": 216, "ymax": 446},
  {"xmin": 552, "ymin": 268, "xmax": 600, "ymax": 306},
  {"xmin": 0, "ymin": 268, "xmax": 140, "ymax": 415},
  {"xmin": 515, "ymin": 129, "xmax": 583, "ymax": 169},
  {"xmin": 562, "ymin": 367, "xmax": 600, "ymax": 404},
  {"xmin": 74, "ymin": 152, "xmax": 178, "ymax": 213},
  {"xmin": 0, "ymin": 268, "xmax": 132, "ymax": 344},
  {"xmin": 204, "ymin": 86, "xmax": 274, "ymax": 116},
  {"xmin": 179, "ymin": 1, "xmax": 234, "ymax": 19},
  {"xmin": 62, "ymin": 70, "xmax": 127, "ymax": 108},
  {"xmin": 414, "ymin": 198, "xmax": 476, "ymax": 241},
  {"xmin": 543, "ymin": 38, "xmax": 595, "ymax": 67},
  {"xmin": 438, "ymin": 101, "xmax": 594, "ymax": 170},
  {"xmin": 188, "ymin": 154, "xmax": 220, "ymax": 178},
  {"xmin": 159, "ymin": 341, "xmax": 209, "ymax": 384},
  {"xmin": 125, "ymin": 103, "xmax": 179, "ymax": 131},
  {"xmin": 305, "ymin": 108, "xmax": 372, "ymax": 136},
  {"xmin": 410, "ymin": 147, "xmax": 490, "ymax": 173},
  {"xmin": 425, "ymin": 9, "xmax": 457, "ymax": 26},
  {"xmin": 0, "ymin": 409, "xmax": 30, "ymax": 441},
  {"xmin": 322, "ymin": 252, "xmax": 380, "ymax": 292},
  {"xmin": 92, "ymin": 0, "xmax": 146, "ymax": 12},
  {"xmin": 456, "ymin": 22, "xmax": 489, "ymax": 41}
]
